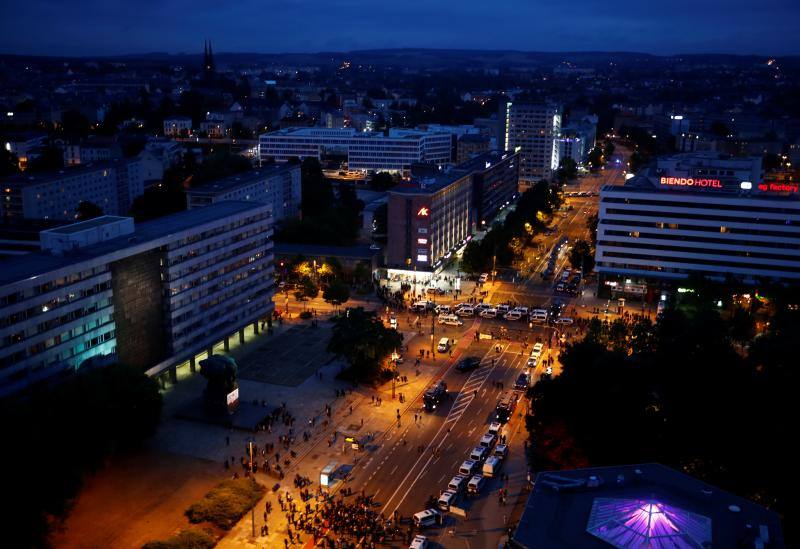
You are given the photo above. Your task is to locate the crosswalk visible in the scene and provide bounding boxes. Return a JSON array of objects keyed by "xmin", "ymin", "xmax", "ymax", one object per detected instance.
[{"xmin": 444, "ymin": 352, "xmax": 505, "ymax": 425}]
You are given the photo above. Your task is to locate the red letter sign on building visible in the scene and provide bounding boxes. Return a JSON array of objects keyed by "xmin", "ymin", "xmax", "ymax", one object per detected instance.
[{"xmin": 417, "ymin": 207, "xmax": 429, "ymax": 217}]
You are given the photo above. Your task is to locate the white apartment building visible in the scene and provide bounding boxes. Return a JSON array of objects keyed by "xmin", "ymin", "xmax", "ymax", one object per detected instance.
[
  {"xmin": 258, "ymin": 127, "xmax": 452, "ymax": 173},
  {"xmin": 186, "ymin": 163, "xmax": 301, "ymax": 220},
  {"xmin": 0, "ymin": 202, "xmax": 274, "ymax": 397},
  {"xmin": 1, "ymin": 158, "xmax": 145, "ymax": 220},
  {"xmin": 503, "ymin": 102, "xmax": 562, "ymax": 188},
  {"xmin": 595, "ymin": 175, "xmax": 800, "ymax": 288}
]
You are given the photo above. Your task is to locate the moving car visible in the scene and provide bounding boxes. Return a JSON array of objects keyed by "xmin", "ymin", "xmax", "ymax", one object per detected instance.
[
  {"xmin": 532, "ymin": 342, "xmax": 544, "ymax": 358},
  {"xmin": 514, "ymin": 372, "xmax": 530, "ymax": 391},
  {"xmin": 455, "ymin": 356, "xmax": 481, "ymax": 372},
  {"xmin": 390, "ymin": 316, "xmax": 397, "ymax": 329}
]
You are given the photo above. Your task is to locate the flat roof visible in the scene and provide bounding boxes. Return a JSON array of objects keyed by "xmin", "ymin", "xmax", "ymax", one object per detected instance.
[
  {"xmin": 513, "ymin": 463, "xmax": 783, "ymax": 549},
  {"xmin": 186, "ymin": 164, "xmax": 298, "ymax": 196},
  {"xmin": 455, "ymin": 150, "xmax": 517, "ymax": 173},
  {"xmin": 389, "ymin": 169, "xmax": 471, "ymax": 196},
  {"xmin": 260, "ymin": 127, "xmax": 444, "ymax": 141},
  {"xmin": 43, "ymin": 216, "xmax": 130, "ymax": 235},
  {"xmin": 0, "ymin": 201, "xmax": 269, "ymax": 287},
  {"xmin": 1, "ymin": 158, "xmax": 136, "ymax": 187},
  {"xmin": 273, "ymin": 243, "xmax": 377, "ymax": 260}
]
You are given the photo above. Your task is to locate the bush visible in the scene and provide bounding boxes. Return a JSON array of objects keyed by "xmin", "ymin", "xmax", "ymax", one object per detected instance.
[
  {"xmin": 143, "ymin": 528, "xmax": 216, "ymax": 549},
  {"xmin": 185, "ymin": 478, "xmax": 266, "ymax": 530}
]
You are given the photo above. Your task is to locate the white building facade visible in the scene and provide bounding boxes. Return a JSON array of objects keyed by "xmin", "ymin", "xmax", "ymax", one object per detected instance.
[
  {"xmin": 258, "ymin": 127, "xmax": 452, "ymax": 173},
  {"xmin": 595, "ymin": 177, "xmax": 800, "ymax": 286},
  {"xmin": 0, "ymin": 202, "xmax": 275, "ymax": 397},
  {"xmin": 503, "ymin": 103, "xmax": 562, "ymax": 188}
]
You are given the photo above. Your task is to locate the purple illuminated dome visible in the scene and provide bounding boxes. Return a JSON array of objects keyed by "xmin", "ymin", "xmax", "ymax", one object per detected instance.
[{"xmin": 587, "ymin": 497, "xmax": 712, "ymax": 548}]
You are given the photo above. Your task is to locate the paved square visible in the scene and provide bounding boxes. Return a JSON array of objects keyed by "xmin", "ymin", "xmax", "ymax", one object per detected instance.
[{"xmin": 235, "ymin": 324, "xmax": 333, "ymax": 386}]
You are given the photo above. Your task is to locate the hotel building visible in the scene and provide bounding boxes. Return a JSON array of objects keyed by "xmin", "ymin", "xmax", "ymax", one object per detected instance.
[
  {"xmin": 595, "ymin": 156, "xmax": 800, "ymax": 294},
  {"xmin": 0, "ymin": 202, "xmax": 274, "ymax": 397},
  {"xmin": 258, "ymin": 127, "xmax": 452, "ymax": 173},
  {"xmin": 502, "ymin": 102, "xmax": 562, "ymax": 188}
]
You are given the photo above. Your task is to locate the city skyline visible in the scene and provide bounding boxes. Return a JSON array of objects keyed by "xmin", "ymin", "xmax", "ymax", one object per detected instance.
[{"xmin": 1, "ymin": 0, "xmax": 800, "ymax": 57}]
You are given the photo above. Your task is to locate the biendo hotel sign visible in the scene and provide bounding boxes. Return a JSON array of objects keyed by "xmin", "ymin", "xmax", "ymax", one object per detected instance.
[{"xmin": 660, "ymin": 176, "xmax": 723, "ymax": 188}]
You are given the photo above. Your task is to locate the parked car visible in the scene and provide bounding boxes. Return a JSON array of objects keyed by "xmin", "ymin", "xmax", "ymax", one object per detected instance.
[
  {"xmin": 410, "ymin": 535, "xmax": 429, "ymax": 549},
  {"xmin": 554, "ymin": 317, "xmax": 574, "ymax": 325},
  {"xmin": 467, "ymin": 475, "xmax": 486, "ymax": 495}
]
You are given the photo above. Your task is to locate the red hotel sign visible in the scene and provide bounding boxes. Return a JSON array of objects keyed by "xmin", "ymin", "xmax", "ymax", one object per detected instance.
[
  {"xmin": 758, "ymin": 182, "xmax": 799, "ymax": 193},
  {"xmin": 660, "ymin": 177, "xmax": 723, "ymax": 188}
]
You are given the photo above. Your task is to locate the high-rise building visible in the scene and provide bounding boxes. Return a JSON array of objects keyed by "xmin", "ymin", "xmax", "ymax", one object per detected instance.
[
  {"xmin": 0, "ymin": 201, "xmax": 274, "ymax": 397},
  {"xmin": 502, "ymin": 102, "xmax": 562, "ymax": 188}
]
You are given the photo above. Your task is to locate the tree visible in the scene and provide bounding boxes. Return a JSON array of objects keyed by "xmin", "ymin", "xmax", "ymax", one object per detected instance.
[
  {"xmin": 323, "ymin": 279, "xmax": 351, "ymax": 310},
  {"xmin": 586, "ymin": 213, "xmax": 599, "ymax": 248},
  {"xmin": 327, "ymin": 307, "xmax": 403, "ymax": 382},
  {"xmin": 568, "ymin": 239, "xmax": 595, "ymax": 273},
  {"xmin": 76, "ymin": 200, "xmax": 103, "ymax": 221},
  {"xmin": 555, "ymin": 157, "xmax": 578, "ymax": 184},
  {"xmin": 293, "ymin": 277, "xmax": 319, "ymax": 311},
  {"xmin": 586, "ymin": 146, "xmax": 604, "ymax": 172},
  {"xmin": 26, "ymin": 145, "xmax": 64, "ymax": 173},
  {"xmin": 0, "ymin": 147, "xmax": 19, "ymax": 175},
  {"xmin": 602, "ymin": 141, "xmax": 616, "ymax": 158},
  {"xmin": 369, "ymin": 171, "xmax": 396, "ymax": 191},
  {"xmin": 300, "ymin": 157, "xmax": 334, "ymax": 218}
]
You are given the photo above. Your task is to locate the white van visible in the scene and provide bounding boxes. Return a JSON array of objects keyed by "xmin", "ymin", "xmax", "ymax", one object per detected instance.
[
  {"xmin": 438, "ymin": 314, "xmax": 463, "ymax": 326},
  {"xmin": 459, "ymin": 460, "xmax": 478, "ymax": 476},
  {"xmin": 482, "ymin": 456, "xmax": 502, "ymax": 478},
  {"xmin": 494, "ymin": 444, "xmax": 508, "ymax": 459},
  {"xmin": 479, "ymin": 308, "xmax": 498, "ymax": 318},
  {"xmin": 437, "ymin": 337, "xmax": 451, "ymax": 352},
  {"xmin": 504, "ymin": 311, "xmax": 522, "ymax": 321},
  {"xmin": 467, "ymin": 475, "xmax": 486, "ymax": 495},
  {"xmin": 479, "ymin": 273, "xmax": 489, "ymax": 283},
  {"xmin": 480, "ymin": 433, "xmax": 497, "ymax": 448},
  {"xmin": 435, "ymin": 304, "xmax": 451, "ymax": 315},
  {"xmin": 448, "ymin": 475, "xmax": 467, "ymax": 493},
  {"xmin": 488, "ymin": 421, "xmax": 502, "ymax": 435},
  {"xmin": 496, "ymin": 304, "xmax": 510, "ymax": 315},
  {"xmin": 413, "ymin": 509, "xmax": 442, "ymax": 528},
  {"xmin": 470, "ymin": 446, "xmax": 488, "ymax": 462},
  {"xmin": 513, "ymin": 306, "xmax": 529, "ymax": 316},
  {"xmin": 456, "ymin": 306, "xmax": 474, "ymax": 317},
  {"xmin": 438, "ymin": 489, "xmax": 458, "ymax": 511},
  {"xmin": 530, "ymin": 309, "xmax": 548, "ymax": 323},
  {"xmin": 531, "ymin": 342, "xmax": 544, "ymax": 358}
]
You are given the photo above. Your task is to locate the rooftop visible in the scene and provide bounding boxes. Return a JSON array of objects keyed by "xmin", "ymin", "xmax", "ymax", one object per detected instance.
[
  {"xmin": 260, "ymin": 127, "xmax": 445, "ymax": 141},
  {"xmin": 0, "ymin": 201, "xmax": 269, "ymax": 287},
  {"xmin": 605, "ymin": 173, "xmax": 800, "ymax": 201},
  {"xmin": 455, "ymin": 150, "xmax": 517, "ymax": 173},
  {"xmin": 273, "ymin": 242, "xmax": 378, "ymax": 260},
  {"xmin": 186, "ymin": 164, "xmax": 299, "ymax": 196},
  {"xmin": 389, "ymin": 169, "xmax": 471, "ymax": 195},
  {"xmin": 512, "ymin": 463, "xmax": 783, "ymax": 549},
  {"xmin": 1, "ymin": 158, "xmax": 136, "ymax": 187},
  {"xmin": 43, "ymin": 215, "xmax": 130, "ymax": 235}
]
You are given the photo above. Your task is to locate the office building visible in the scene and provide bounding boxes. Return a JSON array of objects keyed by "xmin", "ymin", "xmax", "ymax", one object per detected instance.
[
  {"xmin": 186, "ymin": 164, "xmax": 301, "ymax": 221},
  {"xmin": 456, "ymin": 151, "xmax": 519, "ymax": 226},
  {"xmin": 1, "ymin": 158, "xmax": 145, "ymax": 221},
  {"xmin": 0, "ymin": 202, "xmax": 274, "ymax": 397},
  {"xmin": 258, "ymin": 127, "xmax": 452, "ymax": 173},
  {"xmin": 386, "ymin": 171, "xmax": 472, "ymax": 275},
  {"xmin": 457, "ymin": 134, "xmax": 491, "ymax": 164},
  {"xmin": 557, "ymin": 136, "xmax": 585, "ymax": 165},
  {"xmin": 502, "ymin": 102, "xmax": 562, "ymax": 188},
  {"xmin": 512, "ymin": 463, "xmax": 783, "ymax": 549},
  {"xmin": 595, "ymin": 159, "xmax": 800, "ymax": 293}
]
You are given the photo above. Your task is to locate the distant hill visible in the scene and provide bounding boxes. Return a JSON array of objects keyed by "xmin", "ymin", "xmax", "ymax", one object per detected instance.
[{"xmin": 2, "ymin": 48, "xmax": 797, "ymax": 70}]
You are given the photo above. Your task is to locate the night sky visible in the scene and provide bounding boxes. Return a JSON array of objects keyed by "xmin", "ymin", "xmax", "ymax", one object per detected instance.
[{"xmin": 1, "ymin": 0, "xmax": 799, "ymax": 56}]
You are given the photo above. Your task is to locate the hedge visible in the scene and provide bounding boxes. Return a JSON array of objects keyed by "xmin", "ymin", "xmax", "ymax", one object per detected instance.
[{"xmin": 185, "ymin": 478, "xmax": 266, "ymax": 530}]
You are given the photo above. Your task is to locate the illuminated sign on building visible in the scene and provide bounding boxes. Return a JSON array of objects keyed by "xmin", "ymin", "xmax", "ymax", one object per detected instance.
[
  {"xmin": 417, "ymin": 207, "xmax": 429, "ymax": 217},
  {"xmin": 660, "ymin": 177, "xmax": 722, "ymax": 188},
  {"xmin": 758, "ymin": 182, "xmax": 799, "ymax": 194}
]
